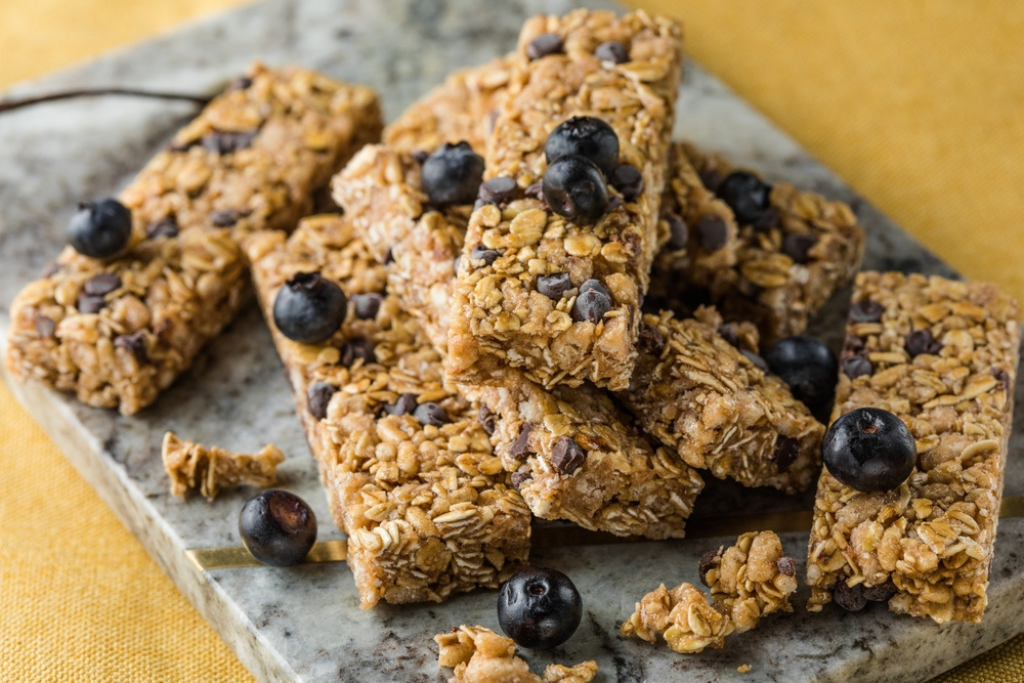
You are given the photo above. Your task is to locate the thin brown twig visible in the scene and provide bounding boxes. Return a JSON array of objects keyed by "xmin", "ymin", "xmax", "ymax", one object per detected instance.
[{"xmin": 0, "ymin": 88, "xmax": 211, "ymax": 114}]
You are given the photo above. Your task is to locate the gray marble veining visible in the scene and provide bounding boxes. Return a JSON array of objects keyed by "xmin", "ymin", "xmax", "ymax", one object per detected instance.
[{"xmin": 1, "ymin": 0, "xmax": 1021, "ymax": 681}]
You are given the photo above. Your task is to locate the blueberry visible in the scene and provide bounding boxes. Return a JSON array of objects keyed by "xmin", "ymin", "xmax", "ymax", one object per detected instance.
[
  {"xmin": 421, "ymin": 142, "xmax": 484, "ymax": 207},
  {"xmin": 68, "ymin": 198, "xmax": 133, "ymax": 259},
  {"xmin": 497, "ymin": 567, "xmax": 582, "ymax": 649},
  {"xmin": 544, "ymin": 117, "xmax": 619, "ymax": 176},
  {"xmin": 272, "ymin": 272, "xmax": 347, "ymax": 344},
  {"xmin": 239, "ymin": 490, "xmax": 317, "ymax": 567},
  {"xmin": 542, "ymin": 155, "xmax": 609, "ymax": 226},
  {"xmin": 716, "ymin": 171, "xmax": 773, "ymax": 225},
  {"xmin": 572, "ymin": 279, "xmax": 612, "ymax": 323},
  {"xmin": 765, "ymin": 335, "xmax": 838, "ymax": 419},
  {"xmin": 823, "ymin": 407, "xmax": 916, "ymax": 493}
]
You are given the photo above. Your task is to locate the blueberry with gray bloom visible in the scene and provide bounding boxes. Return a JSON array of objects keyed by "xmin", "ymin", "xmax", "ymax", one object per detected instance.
[
  {"xmin": 273, "ymin": 272, "xmax": 347, "ymax": 344},
  {"xmin": 68, "ymin": 198, "xmax": 133, "ymax": 259},
  {"xmin": 239, "ymin": 490, "xmax": 317, "ymax": 567},
  {"xmin": 498, "ymin": 567, "xmax": 582, "ymax": 649},
  {"xmin": 545, "ymin": 116, "xmax": 619, "ymax": 175},
  {"xmin": 421, "ymin": 142, "xmax": 484, "ymax": 207},
  {"xmin": 543, "ymin": 155, "xmax": 609, "ymax": 225},
  {"xmin": 765, "ymin": 335, "xmax": 838, "ymax": 418},
  {"xmin": 823, "ymin": 407, "xmax": 916, "ymax": 493}
]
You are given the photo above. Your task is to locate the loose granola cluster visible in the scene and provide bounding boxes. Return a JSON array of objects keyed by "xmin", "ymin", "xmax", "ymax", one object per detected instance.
[
  {"xmin": 435, "ymin": 625, "xmax": 598, "ymax": 683},
  {"xmin": 162, "ymin": 432, "xmax": 284, "ymax": 500}
]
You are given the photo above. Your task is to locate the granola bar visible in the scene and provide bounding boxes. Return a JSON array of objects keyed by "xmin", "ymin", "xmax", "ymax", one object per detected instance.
[
  {"xmin": 617, "ymin": 307, "xmax": 824, "ymax": 493},
  {"xmin": 5, "ymin": 63, "xmax": 383, "ymax": 414},
  {"xmin": 621, "ymin": 531, "xmax": 797, "ymax": 653},
  {"xmin": 805, "ymin": 272, "xmax": 1020, "ymax": 623},
  {"xmin": 247, "ymin": 214, "xmax": 530, "ymax": 609},
  {"xmin": 650, "ymin": 141, "xmax": 865, "ymax": 346},
  {"xmin": 445, "ymin": 10, "xmax": 685, "ymax": 391},
  {"xmin": 436, "ymin": 625, "xmax": 598, "ymax": 683},
  {"xmin": 162, "ymin": 431, "xmax": 284, "ymax": 500}
]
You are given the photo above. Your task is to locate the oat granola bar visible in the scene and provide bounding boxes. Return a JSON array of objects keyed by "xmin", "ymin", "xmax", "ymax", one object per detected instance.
[
  {"xmin": 162, "ymin": 431, "xmax": 284, "ymax": 500},
  {"xmin": 445, "ymin": 10, "xmax": 685, "ymax": 391},
  {"xmin": 436, "ymin": 625, "xmax": 598, "ymax": 683},
  {"xmin": 5, "ymin": 63, "xmax": 383, "ymax": 414},
  {"xmin": 617, "ymin": 307, "xmax": 824, "ymax": 493},
  {"xmin": 650, "ymin": 141, "xmax": 865, "ymax": 346},
  {"xmin": 247, "ymin": 214, "xmax": 530, "ymax": 609},
  {"xmin": 805, "ymin": 272, "xmax": 1020, "ymax": 623}
]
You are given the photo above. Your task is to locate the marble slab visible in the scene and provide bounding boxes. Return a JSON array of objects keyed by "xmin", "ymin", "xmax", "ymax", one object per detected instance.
[{"xmin": 1, "ymin": 0, "xmax": 1022, "ymax": 681}]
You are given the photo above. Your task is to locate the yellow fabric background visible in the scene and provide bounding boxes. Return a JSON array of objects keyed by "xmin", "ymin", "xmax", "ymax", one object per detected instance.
[{"xmin": 1, "ymin": 0, "xmax": 1022, "ymax": 681}]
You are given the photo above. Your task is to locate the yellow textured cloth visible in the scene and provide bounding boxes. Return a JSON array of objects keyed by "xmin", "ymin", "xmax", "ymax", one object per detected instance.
[{"xmin": 1, "ymin": 1, "xmax": 1022, "ymax": 681}]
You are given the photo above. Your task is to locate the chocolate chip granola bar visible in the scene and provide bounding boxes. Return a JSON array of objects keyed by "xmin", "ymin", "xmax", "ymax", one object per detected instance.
[
  {"xmin": 806, "ymin": 272, "xmax": 1020, "ymax": 623},
  {"xmin": 5, "ymin": 63, "xmax": 383, "ymax": 414}
]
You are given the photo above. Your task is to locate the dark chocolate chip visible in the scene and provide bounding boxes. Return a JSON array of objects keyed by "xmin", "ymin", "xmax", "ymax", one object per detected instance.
[
  {"xmin": 842, "ymin": 355, "xmax": 873, "ymax": 379},
  {"xmin": 413, "ymin": 402, "xmax": 448, "ymax": 427},
  {"xmin": 114, "ymin": 330, "xmax": 148, "ymax": 364},
  {"xmin": 697, "ymin": 215, "xmax": 729, "ymax": 252},
  {"xmin": 698, "ymin": 548, "xmax": 723, "ymax": 586},
  {"xmin": 385, "ymin": 393, "xmax": 418, "ymax": 417},
  {"xmin": 340, "ymin": 338, "xmax": 375, "ymax": 367},
  {"xmin": 537, "ymin": 273, "xmax": 573, "ymax": 300},
  {"xmin": 772, "ymin": 435, "xmax": 800, "ymax": 472},
  {"xmin": 666, "ymin": 214, "xmax": 688, "ymax": 250},
  {"xmin": 832, "ymin": 580, "xmax": 867, "ymax": 612},
  {"xmin": 510, "ymin": 423, "xmax": 535, "ymax": 461},
  {"xmin": 782, "ymin": 233, "xmax": 818, "ymax": 264},
  {"xmin": 228, "ymin": 75, "xmax": 253, "ymax": 91},
  {"xmin": 478, "ymin": 405, "xmax": 497, "ymax": 436},
  {"xmin": 698, "ymin": 169, "xmax": 720, "ymax": 191},
  {"xmin": 478, "ymin": 177, "xmax": 518, "ymax": 205},
  {"xmin": 525, "ymin": 181, "xmax": 545, "ymax": 200},
  {"xmin": 470, "ymin": 245, "xmax": 502, "ymax": 265},
  {"xmin": 210, "ymin": 209, "xmax": 242, "ymax": 227},
  {"xmin": 862, "ymin": 580, "xmax": 898, "ymax": 603},
  {"xmin": 306, "ymin": 381, "xmax": 337, "ymax": 420},
  {"xmin": 718, "ymin": 324, "xmax": 740, "ymax": 349},
  {"xmin": 511, "ymin": 469, "xmax": 532, "ymax": 490},
  {"xmin": 993, "ymin": 366, "xmax": 1011, "ymax": 391},
  {"xmin": 526, "ymin": 33, "xmax": 563, "ymax": 60},
  {"xmin": 776, "ymin": 556, "xmax": 797, "ymax": 577},
  {"xmin": 412, "ymin": 150, "xmax": 429, "ymax": 164},
  {"xmin": 551, "ymin": 437, "xmax": 585, "ymax": 475},
  {"xmin": 201, "ymin": 130, "xmax": 258, "ymax": 155},
  {"xmin": 844, "ymin": 334, "xmax": 865, "ymax": 354},
  {"xmin": 572, "ymin": 279, "xmax": 612, "ymax": 323},
  {"xmin": 147, "ymin": 216, "xmax": 179, "ymax": 239},
  {"xmin": 42, "ymin": 261, "xmax": 63, "ymax": 278},
  {"xmin": 606, "ymin": 195, "xmax": 623, "ymax": 212},
  {"xmin": 609, "ymin": 164, "xmax": 644, "ymax": 203},
  {"xmin": 752, "ymin": 208, "xmax": 779, "ymax": 232},
  {"xmin": 742, "ymin": 350, "xmax": 770, "ymax": 373},
  {"xmin": 167, "ymin": 140, "xmax": 197, "ymax": 153},
  {"xmin": 848, "ymin": 299, "xmax": 884, "ymax": 323},
  {"xmin": 638, "ymin": 322, "xmax": 665, "ymax": 356},
  {"xmin": 35, "ymin": 316, "xmax": 56, "ymax": 339},
  {"xmin": 83, "ymin": 272, "xmax": 122, "ymax": 296},
  {"xmin": 76, "ymin": 294, "xmax": 106, "ymax": 314},
  {"xmin": 351, "ymin": 292, "xmax": 384, "ymax": 320},
  {"xmin": 595, "ymin": 40, "xmax": 629, "ymax": 64},
  {"xmin": 906, "ymin": 329, "xmax": 942, "ymax": 357}
]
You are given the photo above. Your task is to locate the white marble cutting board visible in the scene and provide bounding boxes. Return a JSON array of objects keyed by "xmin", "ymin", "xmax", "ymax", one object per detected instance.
[{"xmin": 1, "ymin": 0, "xmax": 1022, "ymax": 681}]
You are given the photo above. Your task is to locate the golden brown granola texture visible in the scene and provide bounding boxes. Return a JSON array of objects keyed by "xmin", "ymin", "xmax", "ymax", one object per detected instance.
[
  {"xmin": 435, "ymin": 625, "xmax": 598, "ymax": 683},
  {"xmin": 5, "ymin": 63, "xmax": 382, "ymax": 414},
  {"xmin": 162, "ymin": 432, "xmax": 284, "ymax": 501},
  {"xmin": 622, "ymin": 531, "xmax": 797, "ymax": 653},
  {"xmin": 806, "ymin": 272, "xmax": 1020, "ymax": 623},
  {"xmin": 248, "ymin": 214, "xmax": 530, "ymax": 609},
  {"xmin": 446, "ymin": 9, "xmax": 685, "ymax": 391}
]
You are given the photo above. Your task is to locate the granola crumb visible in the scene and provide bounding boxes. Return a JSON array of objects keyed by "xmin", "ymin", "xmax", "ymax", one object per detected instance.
[
  {"xmin": 435, "ymin": 625, "xmax": 598, "ymax": 683},
  {"xmin": 738, "ymin": 664, "xmax": 752, "ymax": 673},
  {"xmin": 161, "ymin": 431, "xmax": 284, "ymax": 500}
]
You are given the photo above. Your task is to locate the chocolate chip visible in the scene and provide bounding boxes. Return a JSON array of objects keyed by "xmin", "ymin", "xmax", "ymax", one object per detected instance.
[
  {"xmin": 537, "ymin": 273, "xmax": 572, "ymax": 300},
  {"xmin": 228, "ymin": 75, "xmax": 253, "ymax": 91},
  {"xmin": 83, "ymin": 273, "xmax": 122, "ymax": 296},
  {"xmin": 147, "ymin": 216, "xmax": 179, "ymax": 239},
  {"xmin": 609, "ymin": 164, "xmax": 643, "ymax": 203},
  {"xmin": 351, "ymin": 292, "xmax": 383, "ymax": 320},
  {"xmin": 595, "ymin": 40, "xmax": 629, "ymax": 64},
  {"xmin": 832, "ymin": 580, "xmax": 867, "ymax": 612},
  {"xmin": 772, "ymin": 436, "xmax": 800, "ymax": 472},
  {"xmin": 572, "ymin": 279, "xmax": 612, "ymax": 323},
  {"xmin": 525, "ymin": 181, "xmax": 544, "ymax": 200},
  {"xmin": 412, "ymin": 150, "xmax": 429, "ymax": 164},
  {"xmin": 76, "ymin": 294, "xmax": 106, "ymax": 314},
  {"xmin": 742, "ymin": 350, "xmax": 769, "ymax": 373},
  {"xmin": 413, "ymin": 402, "xmax": 448, "ymax": 427},
  {"xmin": 35, "ymin": 316, "xmax": 55, "ymax": 339},
  {"xmin": 551, "ymin": 437, "xmax": 585, "ymax": 475},
  {"xmin": 862, "ymin": 580, "xmax": 898, "ymax": 603},
  {"xmin": 698, "ymin": 548, "xmax": 723, "ymax": 586},
  {"xmin": 776, "ymin": 556, "xmax": 797, "ymax": 577},
  {"xmin": 211, "ymin": 209, "xmax": 241, "ymax": 227},
  {"xmin": 697, "ymin": 215, "xmax": 729, "ymax": 252},
  {"xmin": 470, "ymin": 245, "xmax": 502, "ymax": 265},
  {"xmin": 993, "ymin": 366, "xmax": 1012, "ymax": 391},
  {"xmin": 478, "ymin": 177, "xmax": 518, "ymax": 205},
  {"xmin": 844, "ymin": 334, "xmax": 865, "ymax": 354},
  {"xmin": 384, "ymin": 393, "xmax": 418, "ymax": 417},
  {"xmin": 478, "ymin": 405, "xmax": 497, "ymax": 436},
  {"xmin": 698, "ymin": 169, "xmax": 720, "ymax": 191},
  {"xmin": 906, "ymin": 329, "xmax": 942, "ymax": 357},
  {"xmin": 752, "ymin": 208, "xmax": 779, "ymax": 232},
  {"xmin": 782, "ymin": 233, "xmax": 818, "ymax": 264},
  {"xmin": 511, "ymin": 469, "xmax": 532, "ymax": 489},
  {"xmin": 848, "ymin": 299, "xmax": 884, "ymax": 323},
  {"xmin": 340, "ymin": 338, "xmax": 375, "ymax": 367},
  {"xmin": 526, "ymin": 33, "xmax": 563, "ymax": 60},
  {"xmin": 842, "ymin": 355, "xmax": 873, "ymax": 379},
  {"xmin": 606, "ymin": 195, "xmax": 623, "ymax": 212},
  {"xmin": 638, "ymin": 322, "xmax": 665, "ymax": 356},
  {"xmin": 306, "ymin": 381, "xmax": 337, "ymax": 420},
  {"xmin": 42, "ymin": 261, "xmax": 63, "ymax": 278},
  {"xmin": 666, "ymin": 215, "xmax": 688, "ymax": 250},
  {"xmin": 201, "ymin": 130, "xmax": 258, "ymax": 154},
  {"xmin": 718, "ymin": 324, "xmax": 740, "ymax": 348},
  {"xmin": 510, "ymin": 423, "xmax": 535, "ymax": 461},
  {"xmin": 114, "ymin": 330, "xmax": 148, "ymax": 364}
]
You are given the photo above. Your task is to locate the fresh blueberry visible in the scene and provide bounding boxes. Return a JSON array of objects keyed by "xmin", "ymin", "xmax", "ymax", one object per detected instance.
[
  {"xmin": 421, "ymin": 142, "xmax": 484, "ymax": 207},
  {"xmin": 497, "ymin": 566, "xmax": 582, "ymax": 649},
  {"xmin": 239, "ymin": 490, "xmax": 317, "ymax": 567},
  {"xmin": 544, "ymin": 117, "xmax": 619, "ymax": 176},
  {"xmin": 572, "ymin": 279, "xmax": 612, "ymax": 323},
  {"xmin": 765, "ymin": 335, "xmax": 838, "ymax": 419},
  {"xmin": 272, "ymin": 272, "xmax": 347, "ymax": 344},
  {"xmin": 823, "ymin": 407, "xmax": 917, "ymax": 493},
  {"xmin": 68, "ymin": 198, "xmax": 133, "ymax": 259},
  {"xmin": 542, "ymin": 155, "xmax": 609, "ymax": 226},
  {"xmin": 716, "ymin": 171, "xmax": 773, "ymax": 225}
]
